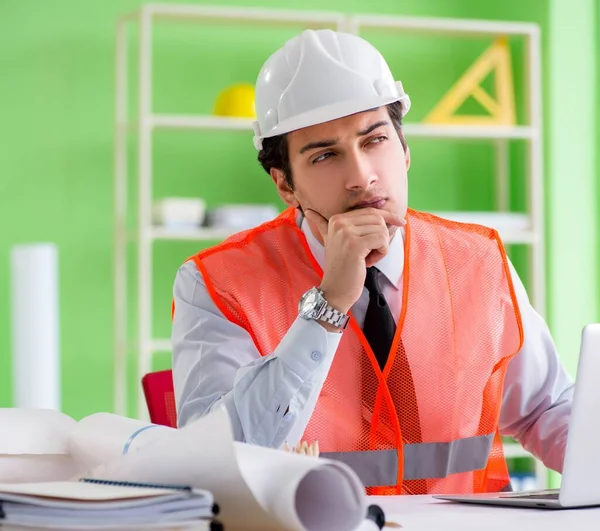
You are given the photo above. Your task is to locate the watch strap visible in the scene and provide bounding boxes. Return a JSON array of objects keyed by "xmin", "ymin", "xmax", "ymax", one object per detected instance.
[{"xmin": 318, "ymin": 302, "xmax": 350, "ymax": 329}]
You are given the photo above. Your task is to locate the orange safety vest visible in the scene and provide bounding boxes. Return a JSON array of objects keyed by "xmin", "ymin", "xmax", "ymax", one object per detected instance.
[{"xmin": 187, "ymin": 207, "xmax": 524, "ymax": 495}]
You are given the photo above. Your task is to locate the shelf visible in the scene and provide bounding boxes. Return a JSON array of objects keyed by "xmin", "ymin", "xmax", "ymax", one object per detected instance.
[
  {"xmin": 431, "ymin": 212, "xmax": 529, "ymax": 229},
  {"xmin": 150, "ymin": 115, "xmax": 254, "ymax": 131},
  {"xmin": 147, "ymin": 114, "xmax": 536, "ymax": 140},
  {"xmin": 403, "ymin": 124, "xmax": 536, "ymax": 139},
  {"xmin": 150, "ymin": 226, "xmax": 234, "ymax": 241},
  {"xmin": 137, "ymin": 4, "xmax": 345, "ymax": 28},
  {"xmin": 350, "ymin": 13, "xmax": 539, "ymax": 37},
  {"xmin": 490, "ymin": 230, "xmax": 537, "ymax": 244},
  {"xmin": 430, "ymin": 212, "xmax": 538, "ymax": 244},
  {"xmin": 148, "ymin": 212, "xmax": 536, "ymax": 244}
]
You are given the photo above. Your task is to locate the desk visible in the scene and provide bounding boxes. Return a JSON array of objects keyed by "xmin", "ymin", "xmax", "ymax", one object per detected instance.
[
  {"xmin": 365, "ymin": 495, "xmax": 600, "ymax": 530},
  {"xmin": 2, "ymin": 496, "xmax": 598, "ymax": 530}
]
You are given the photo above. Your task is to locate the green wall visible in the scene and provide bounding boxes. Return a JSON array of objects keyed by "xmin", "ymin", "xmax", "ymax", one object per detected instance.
[
  {"xmin": 547, "ymin": 0, "xmax": 598, "ymax": 378},
  {"xmin": 2, "ymin": 0, "xmax": 582, "ymax": 447},
  {"xmin": 545, "ymin": 0, "xmax": 598, "ymax": 487}
]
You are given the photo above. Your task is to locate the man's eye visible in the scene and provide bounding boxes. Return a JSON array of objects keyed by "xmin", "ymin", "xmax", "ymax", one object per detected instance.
[
  {"xmin": 369, "ymin": 136, "xmax": 388, "ymax": 145},
  {"xmin": 313, "ymin": 152, "xmax": 334, "ymax": 164}
]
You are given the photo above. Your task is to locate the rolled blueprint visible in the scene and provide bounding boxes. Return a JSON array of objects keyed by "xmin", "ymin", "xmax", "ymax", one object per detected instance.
[{"xmin": 10, "ymin": 244, "xmax": 60, "ymax": 410}]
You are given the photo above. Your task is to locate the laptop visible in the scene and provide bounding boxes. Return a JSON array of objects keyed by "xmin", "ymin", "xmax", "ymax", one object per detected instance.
[{"xmin": 434, "ymin": 323, "xmax": 600, "ymax": 509}]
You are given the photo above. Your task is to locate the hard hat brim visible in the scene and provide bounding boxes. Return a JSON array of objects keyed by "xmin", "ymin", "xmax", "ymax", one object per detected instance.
[{"xmin": 253, "ymin": 92, "xmax": 410, "ymax": 151}]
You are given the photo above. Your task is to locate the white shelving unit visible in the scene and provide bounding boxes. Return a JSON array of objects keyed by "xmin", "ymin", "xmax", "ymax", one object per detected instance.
[{"xmin": 114, "ymin": 4, "xmax": 546, "ymax": 489}]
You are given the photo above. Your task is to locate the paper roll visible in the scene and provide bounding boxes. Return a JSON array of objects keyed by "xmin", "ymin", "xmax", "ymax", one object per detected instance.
[
  {"xmin": 10, "ymin": 244, "xmax": 60, "ymax": 410},
  {"xmin": 234, "ymin": 441, "xmax": 366, "ymax": 531}
]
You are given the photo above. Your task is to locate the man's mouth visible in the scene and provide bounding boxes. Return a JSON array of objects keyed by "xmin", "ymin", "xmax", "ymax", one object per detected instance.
[{"xmin": 350, "ymin": 197, "xmax": 387, "ymax": 210}]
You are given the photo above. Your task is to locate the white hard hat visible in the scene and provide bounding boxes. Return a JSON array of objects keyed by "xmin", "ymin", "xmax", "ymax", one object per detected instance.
[{"xmin": 252, "ymin": 29, "xmax": 410, "ymax": 151}]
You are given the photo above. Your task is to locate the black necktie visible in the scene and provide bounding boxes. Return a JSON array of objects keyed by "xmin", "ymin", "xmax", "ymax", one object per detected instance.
[{"xmin": 363, "ymin": 267, "xmax": 396, "ymax": 371}]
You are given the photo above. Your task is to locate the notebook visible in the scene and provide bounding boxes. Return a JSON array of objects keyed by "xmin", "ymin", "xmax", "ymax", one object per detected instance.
[{"xmin": 0, "ymin": 479, "xmax": 220, "ymax": 529}]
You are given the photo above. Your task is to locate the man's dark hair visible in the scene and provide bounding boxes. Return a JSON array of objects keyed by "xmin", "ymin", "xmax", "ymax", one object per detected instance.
[{"xmin": 257, "ymin": 101, "xmax": 408, "ymax": 190}]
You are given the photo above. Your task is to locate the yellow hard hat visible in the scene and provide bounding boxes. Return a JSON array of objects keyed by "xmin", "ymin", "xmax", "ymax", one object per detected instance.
[{"xmin": 213, "ymin": 83, "xmax": 256, "ymax": 118}]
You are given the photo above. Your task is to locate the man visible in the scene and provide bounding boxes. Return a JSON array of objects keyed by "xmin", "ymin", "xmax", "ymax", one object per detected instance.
[{"xmin": 172, "ymin": 29, "xmax": 572, "ymax": 495}]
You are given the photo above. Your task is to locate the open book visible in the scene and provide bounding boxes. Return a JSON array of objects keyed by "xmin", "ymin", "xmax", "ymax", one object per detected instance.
[{"xmin": 0, "ymin": 407, "xmax": 369, "ymax": 531}]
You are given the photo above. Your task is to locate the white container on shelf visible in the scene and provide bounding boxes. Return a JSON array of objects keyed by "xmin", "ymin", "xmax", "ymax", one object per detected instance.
[
  {"xmin": 152, "ymin": 197, "xmax": 206, "ymax": 229},
  {"xmin": 206, "ymin": 204, "xmax": 279, "ymax": 231}
]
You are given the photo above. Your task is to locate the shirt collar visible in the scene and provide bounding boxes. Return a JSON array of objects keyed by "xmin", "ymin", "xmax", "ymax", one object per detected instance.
[{"xmin": 297, "ymin": 210, "xmax": 405, "ymax": 290}]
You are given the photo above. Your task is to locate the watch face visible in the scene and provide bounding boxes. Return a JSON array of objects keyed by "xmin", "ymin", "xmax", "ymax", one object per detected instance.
[{"xmin": 299, "ymin": 288, "xmax": 319, "ymax": 318}]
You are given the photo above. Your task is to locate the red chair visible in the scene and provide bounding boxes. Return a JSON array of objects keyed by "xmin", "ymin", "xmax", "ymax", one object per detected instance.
[{"xmin": 141, "ymin": 369, "xmax": 178, "ymax": 428}]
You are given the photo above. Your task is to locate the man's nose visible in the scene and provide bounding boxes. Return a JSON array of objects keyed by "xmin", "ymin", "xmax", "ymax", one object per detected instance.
[{"xmin": 345, "ymin": 152, "xmax": 378, "ymax": 190}]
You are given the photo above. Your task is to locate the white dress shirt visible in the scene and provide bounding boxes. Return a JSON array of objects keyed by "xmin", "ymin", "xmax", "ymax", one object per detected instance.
[{"xmin": 172, "ymin": 211, "xmax": 573, "ymax": 473}]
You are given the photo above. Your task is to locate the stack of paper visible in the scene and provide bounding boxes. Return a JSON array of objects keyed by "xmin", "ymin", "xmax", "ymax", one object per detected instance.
[{"xmin": 0, "ymin": 480, "xmax": 217, "ymax": 529}]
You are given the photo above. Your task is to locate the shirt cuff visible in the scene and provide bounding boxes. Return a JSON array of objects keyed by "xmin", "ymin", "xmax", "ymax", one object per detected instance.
[{"xmin": 275, "ymin": 316, "xmax": 343, "ymax": 381}]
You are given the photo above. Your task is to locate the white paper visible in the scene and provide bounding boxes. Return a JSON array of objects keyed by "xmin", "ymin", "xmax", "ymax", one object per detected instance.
[
  {"xmin": 0, "ymin": 409, "xmax": 76, "ymax": 455},
  {"xmin": 85, "ymin": 408, "xmax": 367, "ymax": 531},
  {"xmin": 68, "ymin": 413, "xmax": 174, "ymax": 472},
  {"xmin": 234, "ymin": 441, "xmax": 366, "ymax": 531},
  {"xmin": 0, "ymin": 481, "xmax": 201, "ymax": 501},
  {"xmin": 0, "ymin": 409, "xmax": 80, "ymax": 483},
  {"xmin": 10, "ymin": 244, "xmax": 60, "ymax": 410},
  {"xmin": 0, "ymin": 456, "xmax": 79, "ymax": 484}
]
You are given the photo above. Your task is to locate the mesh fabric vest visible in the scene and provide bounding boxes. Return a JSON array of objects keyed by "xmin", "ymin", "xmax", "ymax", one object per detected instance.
[{"xmin": 189, "ymin": 208, "xmax": 524, "ymax": 495}]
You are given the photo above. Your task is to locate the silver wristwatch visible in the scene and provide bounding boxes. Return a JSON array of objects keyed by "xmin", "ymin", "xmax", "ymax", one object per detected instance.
[{"xmin": 298, "ymin": 287, "xmax": 350, "ymax": 330}]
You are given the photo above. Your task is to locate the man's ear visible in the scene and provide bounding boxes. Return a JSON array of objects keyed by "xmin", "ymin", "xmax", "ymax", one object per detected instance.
[
  {"xmin": 405, "ymin": 145, "xmax": 411, "ymax": 172},
  {"xmin": 270, "ymin": 168, "xmax": 299, "ymax": 208}
]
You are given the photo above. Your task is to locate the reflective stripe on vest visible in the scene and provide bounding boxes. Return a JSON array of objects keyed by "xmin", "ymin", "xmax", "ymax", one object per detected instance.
[{"xmin": 322, "ymin": 433, "xmax": 494, "ymax": 486}]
